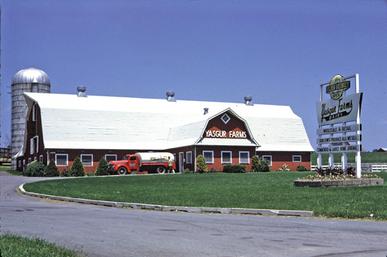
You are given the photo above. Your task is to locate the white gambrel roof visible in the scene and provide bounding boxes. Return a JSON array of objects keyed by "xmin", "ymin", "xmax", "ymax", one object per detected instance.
[{"xmin": 24, "ymin": 92, "xmax": 313, "ymax": 152}]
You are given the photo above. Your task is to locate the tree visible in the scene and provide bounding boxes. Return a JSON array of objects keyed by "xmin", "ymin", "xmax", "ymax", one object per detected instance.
[
  {"xmin": 95, "ymin": 158, "xmax": 109, "ymax": 176},
  {"xmin": 196, "ymin": 155, "xmax": 208, "ymax": 173},
  {"xmin": 70, "ymin": 157, "xmax": 85, "ymax": 177}
]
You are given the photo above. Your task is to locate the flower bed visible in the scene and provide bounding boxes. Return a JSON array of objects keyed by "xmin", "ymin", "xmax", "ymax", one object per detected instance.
[{"xmin": 294, "ymin": 173, "xmax": 384, "ymax": 187}]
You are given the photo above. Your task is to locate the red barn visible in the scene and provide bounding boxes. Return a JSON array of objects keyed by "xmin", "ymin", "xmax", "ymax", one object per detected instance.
[{"xmin": 17, "ymin": 91, "xmax": 313, "ymax": 173}]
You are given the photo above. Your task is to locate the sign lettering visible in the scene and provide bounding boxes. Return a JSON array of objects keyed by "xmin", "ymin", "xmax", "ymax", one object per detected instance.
[{"xmin": 205, "ymin": 130, "xmax": 247, "ymax": 139}]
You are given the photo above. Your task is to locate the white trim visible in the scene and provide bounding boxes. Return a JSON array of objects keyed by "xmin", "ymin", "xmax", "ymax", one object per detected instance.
[
  {"xmin": 262, "ymin": 155, "xmax": 272, "ymax": 166},
  {"xmin": 292, "ymin": 154, "xmax": 302, "ymax": 162},
  {"xmin": 105, "ymin": 154, "xmax": 117, "ymax": 162},
  {"xmin": 202, "ymin": 150, "xmax": 214, "ymax": 164},
  {"xmin": 81, "ymin": 154, "xmax": 93, "ymax": 166},
  {"xmin": 55, "ymin": 154, "xmax": 68, "ymax": 166},
  {"xmin": 221, "ymin": 151, "xmax": 232, "ymax": 164},
  {"xmin": 239, "ymin": 151, "xmax": 250, "ymax": 164},
  {"xmin": 186, "ymin": 151, "xmax": 192, "ymax": 164}
]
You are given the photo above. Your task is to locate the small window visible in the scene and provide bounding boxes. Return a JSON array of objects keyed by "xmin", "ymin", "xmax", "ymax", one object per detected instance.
[
  {"xmin": 30, "ymin": 138, "xmax": 35, "ymax": 155},
  {"xmin": 32, "ymin": 104, "xmax": 36, "ymax": 121},
  {"xmin": 203, "ymin": 151, "xmax": 214, "ymax": 164},
  {"xmin": 29, "ymin": 136, "xmax": 38, "ymax": 155},
  {"xmin": 221, "ymin": 151, "xmax": 232, "ymax": 164},
  {"xmin": 105, "ymin": 154, "xmax": 117, "ymax": 162},
  {"xmin": 81, "ymin": 154, "xmax": 93, "ymax": 166},
  {"xmin": 262, "ymin": 155, "xmax": 272, "ymax": 166},
  {"xmin": 39, "ymin": 155, "xmax": 43, "ymax": 162},
  {"xmin": 186, "ymin": 151, "xmax": 192, "ymax": 164},
  {"xmin": 239, "ymin": 151, "xmax": 250, "ymax": 164},
  {"xmin": 292, "ymin": 155, "xmax": 302, "ymax": 162},
  {"xmin": 55, "ymin": 154, "xmax": 68, "ymax": 166},
  {"xmin": 221, "ymin": 113, "xmax": 231, "ymax": 124}
]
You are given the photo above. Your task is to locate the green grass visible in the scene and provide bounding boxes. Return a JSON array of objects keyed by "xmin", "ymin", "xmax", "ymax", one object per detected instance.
[
  {"xmin": 311, "ymin": 152, "xmax": 387, "ymax": 165},
  {"xmin": 0, "ymin": 234, "xmax": 82, "ymax": 257},
  {"xmin": 0, "ymin": 165, "xmax": 22, "ymax": 176},
  {"xmin": 24, "ymin": 172, "xmax": 387, "ymax": 220}
]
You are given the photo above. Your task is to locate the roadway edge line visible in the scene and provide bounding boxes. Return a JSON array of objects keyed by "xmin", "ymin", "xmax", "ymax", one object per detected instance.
[{"xmin": 18, "ymin": 183, "xmax": 314, "ymax": 217}]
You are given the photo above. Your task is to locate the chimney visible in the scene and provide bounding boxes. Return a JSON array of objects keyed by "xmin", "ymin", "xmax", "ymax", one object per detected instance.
[
  {"xmin": 166, "ymin": 91, "xmax": 175, "ymax": 102},
  {"xmin": 244, "ymin": 96, "xmax": 253, "ymax": 106},
  {"xmin": 203, "ymin": 107, "xmax": 209, "ymax": 115},
  {"xmin": 77, "ymin": 86, "xmax": 87, "ymax": 97}
]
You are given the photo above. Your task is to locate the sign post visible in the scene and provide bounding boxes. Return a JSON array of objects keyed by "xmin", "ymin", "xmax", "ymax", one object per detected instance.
[{"xmin": 316, "ymin": 74, "xmax": 363, "ymax": 178}]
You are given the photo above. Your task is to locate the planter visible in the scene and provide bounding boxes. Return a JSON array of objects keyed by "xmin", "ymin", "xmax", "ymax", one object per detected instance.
[{"xmin": 294, "ymin": 178, "xmax": 384, "ymax": 187}]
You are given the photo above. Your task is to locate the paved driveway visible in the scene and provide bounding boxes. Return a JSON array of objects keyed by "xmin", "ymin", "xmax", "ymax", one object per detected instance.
[{"xmin": 1, "ymin": 172, "xmax": 387, "ymax": 257}]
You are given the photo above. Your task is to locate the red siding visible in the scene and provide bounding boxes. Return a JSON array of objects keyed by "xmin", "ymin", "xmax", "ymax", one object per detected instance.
[{"xmin": 256, "ymin": 151, "xmax": 311, "ymax": 171}]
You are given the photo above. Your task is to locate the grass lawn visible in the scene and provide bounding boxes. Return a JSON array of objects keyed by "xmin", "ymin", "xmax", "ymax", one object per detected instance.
[
  {"xmin": 0, "ymin": 165, "xmax": 21, "ymax": 176},
  {"xmin": 24, "ymin": 172, "xmax": 387, "ymax": 220},
  {"xmin": 0, "ymin": 234, "xmax": 82, "ymax": 257}
]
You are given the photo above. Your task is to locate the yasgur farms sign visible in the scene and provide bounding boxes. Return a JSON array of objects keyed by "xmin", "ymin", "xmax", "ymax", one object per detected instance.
[{"xmin": 205, "ymin": 130, "xmax": 247, "ymax": 139}]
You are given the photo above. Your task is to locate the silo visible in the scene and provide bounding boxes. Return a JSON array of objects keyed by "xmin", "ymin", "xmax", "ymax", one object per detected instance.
[{"xmin": 11, "ymin": 67, "xmax": 51, "ymax": 169}]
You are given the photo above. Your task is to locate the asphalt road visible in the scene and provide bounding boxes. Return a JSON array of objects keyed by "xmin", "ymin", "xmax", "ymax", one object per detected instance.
[{"xmin": 1, "ymin": 172, "xmax": 387, "ymax": 257}]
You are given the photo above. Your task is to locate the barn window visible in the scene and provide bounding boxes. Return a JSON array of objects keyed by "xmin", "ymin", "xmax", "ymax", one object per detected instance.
[
  {"xmin": 55, "ymin": 154, "xmax": 68, "ymax": 166},
  {"xmin": 221, "ymin": 151, "xmax": 232, "ymax": 164},
  {"xmin": 105, "ymin": 154, "xmax": 117, "ymax": 162},
  {"xmin": 81, "ymin": 154, "xmax": 93, "ymax": 166},
  {"xmin": 221, "ymin": 113, "xmax": 231, "ymax": 124},
  {"xmin": 239, "ymin": 151, "xmax": 250, "ymax": 164},
  {"xmin": 292, "ymin": 155, "xmax": 302, "ymax": 162},
  {"xmin": 262, "ymin": 155, "xmax": 272, "ymax": 166},
  {"xmin": 203, "ymin": 151, "xmax": 214, "ymax": 164},
  {"xmin": 186, "ymin": 151, "xmax": 192, "ymax": 164},
  {"xmin": 32, "ymin": 104, "xmax": 36, "ymax": 121}
]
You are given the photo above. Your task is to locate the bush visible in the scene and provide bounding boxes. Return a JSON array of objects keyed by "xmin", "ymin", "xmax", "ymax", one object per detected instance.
[
  {"xmin": 24, "ymin": 161, "xmax": 45, "ymax": 177},
  {"xmin": 223, "ymin": 165, "xmax": 245, "ymax": 173},
  {"xmin": 196, "ymin": 155, "xmax": 208, "ymax": 173},
  {"xmin": 70, "ymin": 157, "xmax": 85, "ymax": 177},
  {"xmin": 296, "ymin": 165, "xmax": 307, "ymax": 171},
  {"xmin": 95, "ymin": 158, "xmax": 109, "ymax": 176},
  {"xmin": 44, "ymin": 161, "xmax": 59, "ymax": 177},
  {"xmin": 252, "ymin": 156, "xmax": 270, "ymax": 172}
]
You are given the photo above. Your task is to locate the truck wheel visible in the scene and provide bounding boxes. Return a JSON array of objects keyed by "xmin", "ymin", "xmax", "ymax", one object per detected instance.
[
  {"xmin": 156, "ymin": 166, "xmax": 166, "ymax": 174},
  {"xmin": 117, "ymin": 167, "xmax": 128, "ymax": 175}
]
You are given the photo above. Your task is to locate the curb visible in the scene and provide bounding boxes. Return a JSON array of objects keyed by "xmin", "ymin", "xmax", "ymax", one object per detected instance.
[{"xmin": 18, "ymin": 183, "xmax": 313, "ymax": 218}]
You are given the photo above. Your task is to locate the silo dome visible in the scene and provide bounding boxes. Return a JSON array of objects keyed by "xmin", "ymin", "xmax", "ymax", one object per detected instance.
[{"xmin": 12, "ymin": 67, "xmax": 50, "ymax": 85}]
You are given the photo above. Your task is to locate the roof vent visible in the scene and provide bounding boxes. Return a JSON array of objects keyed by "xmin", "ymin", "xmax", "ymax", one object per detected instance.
[
  {"xmin": 166, "ymin": 91, "xmax": 175, "ymax": 102},
  {"xmin": 244, "ymin": 96, "xmax": 253, "ymax": 106},
  {"xmin": 203, "ymin": 107, "xmax": 209, "ymax": 115},
  {"xmin": 77, "ymin": 86, "xmax": 87, "ymax": 97}
]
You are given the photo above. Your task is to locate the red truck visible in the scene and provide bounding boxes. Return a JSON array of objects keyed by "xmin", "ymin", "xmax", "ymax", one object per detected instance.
[{"xmin": 108, "ymin": 152, "xmax": 176, "ymax": 175}]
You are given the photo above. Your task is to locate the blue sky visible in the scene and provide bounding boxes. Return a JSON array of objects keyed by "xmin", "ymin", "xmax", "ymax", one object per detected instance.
[{"xmin": 1, "ymin": 0, "xmax": 387, "ymax": 150}]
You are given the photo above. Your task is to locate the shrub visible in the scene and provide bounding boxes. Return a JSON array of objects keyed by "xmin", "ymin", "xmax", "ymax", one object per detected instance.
[
  {"xmin": 279, "ymin": 163, "xmax": 290, "ymax": 172},
  {"xmin": 223, "ymin": 165, "xmax": 245, "ymax": 173},
  {"xmin": 24, "ymin": 161, "xmax": 45, "ymax": 177},
  {"xmin": 95, "ymin": 158, "xmax": 109, "ymax": 176},
  {"xmin": 296, "ymin": 165, "xmax": 307, "ymax": 172},
  {"xmin": 252, "ymin": 156, "xmax": 270, "ymax": 172},
  {"xmin": 70, "ymin": 157, "xmax": 85, "ymax": 177},
  {"xmin": 196, "ymin": 155, "xmax": 208, "ymax": 173},
  {"xmin": 44, "ymin": 161, "xmax": 59, "ymax": 177}
]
